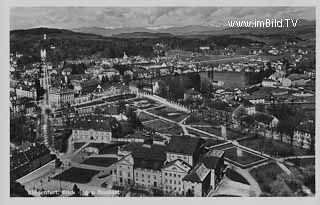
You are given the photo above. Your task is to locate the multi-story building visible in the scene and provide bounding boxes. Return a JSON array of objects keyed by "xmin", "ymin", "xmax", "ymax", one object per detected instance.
[
  {"xmin": 49, "ymin": 88, "xmax": 74, "ymax": 108},
  {"xmin": 292, "ymin": 121, "xmax": 315, "ymax": 150},
  {"xmin": 166, "ymin": 135, "xmax": 205, "ymax": 167},
  {"xmin": 161, "ymin": 159, "xmax": 192, "ymax": 195},
  {"xmin": 70, "ymin": 116, "xmax": 116, "ymax": 143},
  {"xmin": 182, "ymin": 149, "xmax": 225, "ymax": 197}
]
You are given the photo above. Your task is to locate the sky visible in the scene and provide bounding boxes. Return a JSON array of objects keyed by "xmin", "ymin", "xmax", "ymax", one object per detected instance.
[{"xmin": 10, "ymin": 7, "xmax": 316, "ymax": 30}]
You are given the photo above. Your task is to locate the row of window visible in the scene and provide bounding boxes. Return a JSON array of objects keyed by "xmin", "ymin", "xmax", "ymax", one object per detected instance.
[
  {"xmin": 164, "ymin": 179, "xmax": 181, "ymax": 185},
  {"xmin": 164, "ymin": 172, "xmax": 181, "ymax": 178}
]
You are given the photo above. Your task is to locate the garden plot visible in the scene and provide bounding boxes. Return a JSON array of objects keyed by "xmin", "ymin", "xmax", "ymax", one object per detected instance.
[
  {"xmin": 147, "ymin": 106, "xmax": 188, "ymax": 122},
  {"xmin": 143, "ymin": 119, "xmax": 177, "ymax": 132}
]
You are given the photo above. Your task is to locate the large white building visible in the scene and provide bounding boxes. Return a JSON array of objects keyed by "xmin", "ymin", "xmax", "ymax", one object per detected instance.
[{"xmin": 71, "ymin": 116, "xmax": 116, "ymax": 143}]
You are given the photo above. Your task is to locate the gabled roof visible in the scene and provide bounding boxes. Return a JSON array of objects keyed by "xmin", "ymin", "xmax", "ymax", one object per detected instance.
[
  {"xmin": 162, "ymin": 159, "xmax": 192, "ymax": 173},
  {"xmin": 200, "ymin": 149, "xmax": 224, "ymax": 170},
  {"xmin": 182, "ymin": 163, "xmax": 210, "ymax": 183}
]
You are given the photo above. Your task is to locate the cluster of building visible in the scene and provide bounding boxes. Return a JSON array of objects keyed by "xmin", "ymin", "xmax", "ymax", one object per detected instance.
[{"xmin": 115, "ymin": 135, "xmax": 225, "ymax": 196}]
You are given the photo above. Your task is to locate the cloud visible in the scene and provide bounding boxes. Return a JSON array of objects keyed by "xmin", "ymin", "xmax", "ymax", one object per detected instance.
[{"xmin": 10, "ymin": 7, "xmax": 315, "ymax": 30}]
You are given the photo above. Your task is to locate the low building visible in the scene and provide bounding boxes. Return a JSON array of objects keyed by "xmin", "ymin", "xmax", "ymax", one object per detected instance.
[
  {"xmin": 287, "ymin": 74, "xmax": 308, "ymax": 87},
  {"xmin": 262, "ymin": 79, "xmax": 277, "ymax": 87}
]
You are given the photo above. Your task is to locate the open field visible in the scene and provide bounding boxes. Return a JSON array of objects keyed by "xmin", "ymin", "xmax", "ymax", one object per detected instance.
[{"xmin": 53, "ymin": 167, "xmax": 100, "ymax": 184}]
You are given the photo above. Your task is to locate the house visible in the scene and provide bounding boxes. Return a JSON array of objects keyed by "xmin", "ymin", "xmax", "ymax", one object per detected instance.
[
  {"xmin": 74, "ymin": 79, "xmax": 101, "ymax": 94},
  {"xmin": 287, "ymin": 74, "xmax": 308, "ymax": 87},
  {"xmin": 161, "ymin": 159, "xmax": 192, "ymax": 195},
  {"xmin": 292, "ymin": 121, "xmax": 315, "ymax": 150},
  {"xmin": 166, "ymin": 135, "xmax": 205, "ymax": 166},
  {"xmin": 182, "ymin": 149, "xmax": 225, "ymax": 197},
  {"xmin": 184, "ymin": 88, "xmax": 202, "ymax": 101},
  {"xmin": 252, "ymin": 113, "xmax": 279, "ymax": 129},
  {"xmin": 261, "ymin": 79, "xmax": 277, "ymax": 87}
]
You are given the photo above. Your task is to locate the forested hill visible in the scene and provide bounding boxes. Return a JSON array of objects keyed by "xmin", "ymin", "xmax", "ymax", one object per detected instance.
[{"xmin": 10, "ymin": 27, "xmax": 266, "ymax": 63}]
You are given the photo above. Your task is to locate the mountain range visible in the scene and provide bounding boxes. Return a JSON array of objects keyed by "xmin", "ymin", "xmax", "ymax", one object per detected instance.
[{"xmin": 71, "ymin": 20, "xmax": 315, "ymax": 39}]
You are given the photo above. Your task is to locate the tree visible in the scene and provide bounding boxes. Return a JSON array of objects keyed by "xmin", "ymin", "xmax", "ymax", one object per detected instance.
[
  {"xmin": 72, "ymin": 184, "xmax": 81, "ymax": 197},
  {"xmin": 126, "ymin": 107, "xmax": 142, "ymax": 129},
  {"xmin": 270, "ymin": 175, "xmax": 293, "ymax": 196}
]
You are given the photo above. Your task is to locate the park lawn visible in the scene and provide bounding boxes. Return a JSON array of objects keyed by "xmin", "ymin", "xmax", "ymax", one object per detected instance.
[
  {"xmin": 53, "ymin": 167, "xmax": 99, "ymax": 184},
  {"xmin": 158, "ymin": 126, "xmax": 184, "ymax": 135},
  {"xmin": 250, "ymin": 162, "xmax": 284, "ymax": 194},
  {"xmin": 192, "ymin": 126, "xmax": 221, "ymax": 136},
  {"xmin": 239, "ymin": 137, "xmax": 309, "ymax": 158},
  {"xmin": 73, "ymin": 142, "xmax": 86, "ymax": 150},
  {"xmin": 224, "ymin": 147, "xmax": 265, "ymax": 166},
  {"xmin": 138, "ymin": 112, "xmax": 157, "ymax": 122},
  {"xmin": 81, "ymin": 157, "xmax": 118, "ymax": 167},
  {"xmin": 147, "ymin": 106, "xmax": 187, "ymax": 121},
  {"xmin": 143, "ymin": 119, "xmax": 175, "ymax": 131}
]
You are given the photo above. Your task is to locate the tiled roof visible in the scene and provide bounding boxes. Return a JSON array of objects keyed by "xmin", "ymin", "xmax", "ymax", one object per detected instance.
[
  {"xmin": 253, "ymin": 113, "xmax": 274, "ymax": 125},
  {"xmin": 182, "ymin": 163, "xmax": 210, "ymax": 183},
  {"xmin": 167, "ymin": 135, "xmax": 204, "ymax": 155},
  {"xmin": 133, "ymin": 157, "xmax": 165, "ymax": 170},
  {"xmin": 72, "ymin": 116, "xmax": 117, "ymax": 132},
  {"xmin": 123, "ymin": 142, "xmax": 167, "ymax": 161},
  {"xmin": 200, "ymin": 149, "xmax": 224, "ymax": 170}
]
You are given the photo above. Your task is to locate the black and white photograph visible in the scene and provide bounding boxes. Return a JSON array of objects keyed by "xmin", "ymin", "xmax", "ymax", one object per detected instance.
[{"xmin": 4, "ymin": 0, "xmax": 318, "ymax": 200}]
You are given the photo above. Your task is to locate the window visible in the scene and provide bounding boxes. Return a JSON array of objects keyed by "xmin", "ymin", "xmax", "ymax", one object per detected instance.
[
  {"xmin": 128, "ymin": 172, "xmax": 131, "ymax": 177},
  {"xmin": 174, "ymin": 180, "xmax": 176, "ymax": 184},
  {"xmin": 169, "ymin": 173, "xmax": 172, "ymax": 177},
  {"xmin": 119, "ymin": 171, "xmax": 122, "ymax": 176},
  {"xmin": 142, "ymin": 174, "xmax": 144, "ymax": 178},
  {"xmin": 173, "ymin": 174, "xmax": 176, "ymax": 177},
  {"xmin": 165, "ymin": 172, "xmax": 167, "ymax": 176},
  {"xmin": 178, "ymin": 174, "xmax": 181, "ymax": 178},
  {"xmin": 148, "ymin": 175, "xmax": 150, "ymax": 179},
  {"xmin": 136, "ymin": 172, "xmax": 138, "ymax": 176},
  {"xmin": 154, "ymin": 175, "xmax": 156, "ymax": 180},
  {"xmin": 169, "ymin": 180, "xmax": 172, "ymax": 184},
  {"xmin": 165, "ymin": 179, "xmax": 168, "ymax": 183},
  {"xmin": 119, "ymin": 178, "xmax": 123, "ymax": 183}
]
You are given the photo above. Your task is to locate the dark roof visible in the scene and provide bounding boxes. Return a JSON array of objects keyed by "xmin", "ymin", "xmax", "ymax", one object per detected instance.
[
  {"xmin": 288, "ymin": 74, "xmax": 308, "ymax": 81},
  {"xmin": 123, "ymin": 142, "xmax": 167, "ymax": 161},
  {"xmin": 167, "ymin": 135, "xmax": 204, "ymax": 155},
  {"xmin": 72, "ymin": 116, "xmax": 116, "ymax": 132},
  {"xmin": 184, "ymin": 88, "xmax": 200, "ymax": 95},
  {"xmin": 133, "ymin": 157, "xmax": 164, "ymax": 170},
  {"xmin": 162, "ymin": 158, "xmax": 192, "ymax": 169},
  {"xmin": 253, "ymin": 113, "xmax": 274, "ymax": 125},
  {"xmin": 182, "ymin": 163, "xmax": 210, "ymax": 183},
  {"xmin": 200, "ymin": 149, "xmax": 224, "ymax": 170}
]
